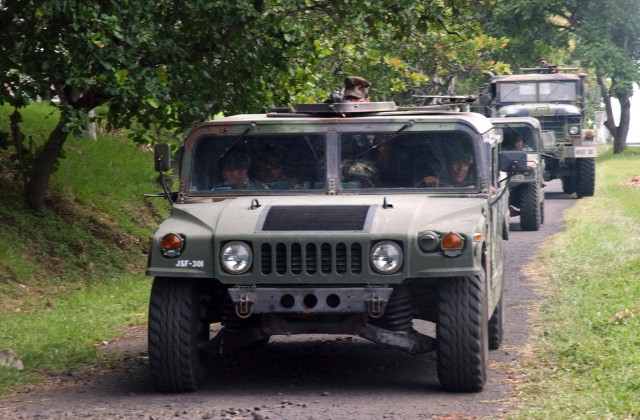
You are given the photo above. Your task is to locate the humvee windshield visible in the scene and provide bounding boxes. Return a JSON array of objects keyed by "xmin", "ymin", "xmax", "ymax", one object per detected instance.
[
  {"xmin": 188, "ymin": 131, "xmax": 477, "ymax": 193},
  {"xmin": 496, "ymin": 126, "xmax": 538, "ymax": 152},
  {"xmin": 498, "ymin": 81, "xmax": 577, "ymax": 102}
]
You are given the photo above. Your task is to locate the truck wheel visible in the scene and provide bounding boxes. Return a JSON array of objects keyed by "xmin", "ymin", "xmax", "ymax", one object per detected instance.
[
  {"xmin": 437, "ymin": 274, "xmax": 488, "ymax": 392},
  {"xmin": 562, "ymin": 176, "xmax": 576, "ymax": 194},
  {"xmin": 488, "ymin": 292, "xmax": 504, "ymax": 350},
  {"xmin": 519, "ymin": 183, "xmax": 541, "ymax": 231},
  {"xmin": 148, "ymin": 277, "xmax": 209, "ymax": 392},
  {"xmin": 576, "ymin": 158, "xmax": 595, "ymax": 198}
]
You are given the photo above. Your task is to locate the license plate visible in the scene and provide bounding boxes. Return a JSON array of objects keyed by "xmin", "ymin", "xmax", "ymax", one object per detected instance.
[{"xmin": 574, "ymin": 147, "xmax": 597, "ymax": 157}]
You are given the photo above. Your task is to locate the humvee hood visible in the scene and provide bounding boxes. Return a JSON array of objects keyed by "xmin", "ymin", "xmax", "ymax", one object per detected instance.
[{"xmin": 171, "ymin": 195, "xmax": 487, "ymax": 237}]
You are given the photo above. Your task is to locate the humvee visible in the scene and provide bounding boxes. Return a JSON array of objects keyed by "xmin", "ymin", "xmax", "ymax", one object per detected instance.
[
  {"xmin": 490, "ymin": 117, "xmax": 547, "ymax": 231},
  {"xmin": 481, "ymin": 67, "xmax": 596, "ymax": 198},
  {"xmin": 146, "ymin": 102, "xmax": 527, "ymax": 393}
]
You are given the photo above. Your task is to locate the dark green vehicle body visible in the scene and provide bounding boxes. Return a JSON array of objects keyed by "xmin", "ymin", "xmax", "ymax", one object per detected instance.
[
  {"xmin": 483, "ymin": 70, "xmax": 596, "ymax": 198},
  {"xmin": 491, "ymin": 117, "xmax": 546, "ymax": 231},
  {"xmin": 146, "ymin": 102, "xmax": 526, "ymax": 393}
]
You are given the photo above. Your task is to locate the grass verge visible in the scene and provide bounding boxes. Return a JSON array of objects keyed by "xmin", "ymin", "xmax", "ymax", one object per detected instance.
[
  {"xmin": 511, "ymin": 148, "xmax": 640, "ymax": 419},
  {"xmin": 0, "ymin": 103, "xmax": 169, "ymax": 394}
]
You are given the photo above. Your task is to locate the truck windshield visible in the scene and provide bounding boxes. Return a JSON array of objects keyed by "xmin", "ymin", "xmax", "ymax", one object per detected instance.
[{"xmin": 498, "ymin": 81, "xmax": 577, "ymax": 102}]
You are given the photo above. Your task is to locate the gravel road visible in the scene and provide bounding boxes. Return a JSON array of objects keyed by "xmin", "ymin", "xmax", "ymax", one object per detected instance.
[{"xmin": 0, "ymin": 180, "xmax": 577, "ymax": 420}]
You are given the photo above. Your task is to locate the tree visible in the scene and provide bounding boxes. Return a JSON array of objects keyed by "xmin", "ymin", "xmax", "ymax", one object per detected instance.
[
  {"xmin": 1, "ymin": 0, "xmax": 505, "ymax": 210},
  {"xmin": 479, "ymin": 0, "xmax": 640, "ymax": 153},
  {"xmin": 570, "ymin": 0, "xmax": 640, "ymax": 152}
]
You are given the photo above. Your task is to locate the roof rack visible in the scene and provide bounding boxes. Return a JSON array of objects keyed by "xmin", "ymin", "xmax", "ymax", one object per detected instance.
[
  {"xmin": 266, "ymin": 97, "xmax": 480, "ymax": 118},
  {"xmin": 267, "ymin": 102, "xmax": 398, "ymax": 117},
  {"xmin": 412, "ymin": 95, "xmax": 477, "ymax": 107},
  {"xmin": 519, "ymin": 66, "xmax": 580, "ymax": 74}
]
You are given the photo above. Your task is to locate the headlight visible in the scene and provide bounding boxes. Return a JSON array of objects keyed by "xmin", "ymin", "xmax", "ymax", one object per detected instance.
[
  {"xmin": 569, "ymin": 126, "xmax": 580, "ymax": 135},
  {"xmin": 220, "ymin": 241, "xmax": 252, "ymax": 274},
  {"xmin": 418, "ymin": 231, "xmax": 441, "ymax": 252},
  {"xmin": 160, "ymin": 233, "xmax": 184, "ymax": 257},
  {"xmin": 370, "ymin": 241, "xmax": 403, "ymax": 274}
]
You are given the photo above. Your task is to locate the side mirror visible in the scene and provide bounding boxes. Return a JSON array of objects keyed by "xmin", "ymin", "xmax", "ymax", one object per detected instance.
[
  {"xmin": 499, "ymin": 150, "xmax": 528, "ymax": 173},
  {"xmin": 154, "ymin": 143, "xmax": 171, "ymax": 172}
]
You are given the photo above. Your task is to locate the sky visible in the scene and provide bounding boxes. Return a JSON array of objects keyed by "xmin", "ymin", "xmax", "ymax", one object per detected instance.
[
  {"xmin": 608, "ymin": 83, "xmax": 640, "ymax": 143},
  {"xmin": 628, "ymin": 83, "xmax": 640, "ymax": 143}
]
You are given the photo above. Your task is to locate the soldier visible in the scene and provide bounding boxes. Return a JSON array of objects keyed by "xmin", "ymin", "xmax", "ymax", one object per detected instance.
[
  {"xmin": 419, "ymin": 144, "xmax": 475, "ymax": 187},
  {"xmin": 254, "ymin": 146, "xmax": 299, "ymax": 189},
  {"xmin": 220, "ymin": 151, "xmax": 267, "ymax": 190},
  {"xmin": 504, "ymin": 136, "xmax": 524, "ymax": 151},
  {"xmin": 342, "ymin": 76, "xmax": 371, "ymax": 102},
  {"xmin": 535, "ymin": 59, "xmax": 547, "ymax": 73}
]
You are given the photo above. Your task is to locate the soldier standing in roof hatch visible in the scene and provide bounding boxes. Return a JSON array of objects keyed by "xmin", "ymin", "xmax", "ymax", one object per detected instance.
[{"xmin": 342, "ymin": 76, "xmax": 371, "ymax": 102}]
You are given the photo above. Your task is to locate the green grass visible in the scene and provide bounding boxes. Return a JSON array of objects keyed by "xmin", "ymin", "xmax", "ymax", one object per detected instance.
[
  {"xmin": 0, "ymin": 102, "xmax": 169, "ymax": 394},
  {"xmin": 511, "ymin": 148, "xmax": 640, "ymax": 419}
]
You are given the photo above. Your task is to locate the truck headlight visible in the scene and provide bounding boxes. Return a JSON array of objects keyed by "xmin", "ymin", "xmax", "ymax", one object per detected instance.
[
  {"xmin": 370, "ymin": 241, "xmax": 403, "ymax": 274},
  {"xmin": 569, "ymin": 126, "xmax": 580, "ymax": 135},
  {"xmin": 220, "ymin": 241, "xmax": 252, "ymax": 274}
]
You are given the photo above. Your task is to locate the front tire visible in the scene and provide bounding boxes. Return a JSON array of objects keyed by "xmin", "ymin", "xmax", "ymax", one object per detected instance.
[
  {"xmin": 148, "ymin": 277, "xmax": 210, "ymax": 392},
  {"xmin": 488, "ymin": 293, "xmax": 504, "ymax": 350},
  {"xmin": 437, "ymin": 274, "xmax": 489, "ymax": 392},
  {"xmin": 519, "ymin": 183, "xmax": 541, "ymax": 231},
  {"xmin": 576, "ymin": 158, "xmax": 595, "ymax": 198}
]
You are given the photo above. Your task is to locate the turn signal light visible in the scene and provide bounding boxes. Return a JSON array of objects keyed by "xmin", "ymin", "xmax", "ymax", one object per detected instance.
[
  {"xmin": 160, "ymin": 233, "xmax": 184, "ymax": 257},
  {"xmin": 441, "ymin": 233, "xmax": 464, "ymax": 257}
]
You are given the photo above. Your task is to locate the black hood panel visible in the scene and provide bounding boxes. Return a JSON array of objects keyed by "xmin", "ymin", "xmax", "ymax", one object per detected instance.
[{"xmin": 259, "ymin": 205, "xmax": 374, "ymax": 231}]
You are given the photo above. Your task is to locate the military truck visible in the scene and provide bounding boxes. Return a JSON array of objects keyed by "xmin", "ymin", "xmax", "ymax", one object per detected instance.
[
  {"xmin": 491, "ymin": 117, "xmax": 547, "ymax": 231},
  {"xmin": 146, "ymin": 102, "xmax": 527, "ymax": 393},
  {"xmin": 482, "ymin": 67, "xmax": 596, "ymax": 198}
]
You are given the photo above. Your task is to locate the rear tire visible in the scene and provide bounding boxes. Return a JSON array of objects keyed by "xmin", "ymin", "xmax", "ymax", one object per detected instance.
[
  {"xmin": 576, "ymin": 158, "xmax": 595, "ymax": 198},
  {"xmin": 519, "ymin": 183, "xmax": 541, "ymax": 231},
  {"xmin": 148, "ymin": 277, "xmax": 210, "ymax": 392},
  {"xmin": 437, "ymin": 274, "xmax": 488, "ymax": 392}
]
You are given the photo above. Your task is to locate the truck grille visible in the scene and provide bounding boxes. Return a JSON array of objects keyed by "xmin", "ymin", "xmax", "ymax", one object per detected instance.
[{"xmin": 260, "ymin": 242, "xmax": 364, "ymax": 275}]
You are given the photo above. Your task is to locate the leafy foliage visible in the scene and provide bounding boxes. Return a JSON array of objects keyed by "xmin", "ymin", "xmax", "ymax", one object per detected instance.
[
  {"xmin": 0, "ymin": 0, "xmax": 508, "ymax": 209},
  {"xmin": 479, "ymin": 0, "xmax": 640, "ymax": 152}
]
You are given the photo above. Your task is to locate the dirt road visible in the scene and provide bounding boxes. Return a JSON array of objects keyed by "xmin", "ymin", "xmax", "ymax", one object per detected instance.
[{"xmin": 0, "ymin": 180, "xmax": 577, "ymax": 420}]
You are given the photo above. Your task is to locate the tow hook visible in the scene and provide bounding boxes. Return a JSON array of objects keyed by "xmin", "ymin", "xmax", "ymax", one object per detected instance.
[
  {"xmin": 365, "ymin": 293, "xmax": 388, "ymax": 318},
  {"xmin": 234, "ymin": 293, "xmax": 255, "ymax": 318}
]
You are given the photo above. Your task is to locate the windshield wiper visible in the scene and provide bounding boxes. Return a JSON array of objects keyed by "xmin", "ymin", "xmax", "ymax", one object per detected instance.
[
  {"xmin": 540, "ymin": 82, "xmax": 564, "ymax": 101},
  {"xmin": 355, "ymin": 120, "xmax": 415, "ymax": 159},
  {"xmin": 218, "ymin": 122, "xmax": 257, "ymax": 159}
]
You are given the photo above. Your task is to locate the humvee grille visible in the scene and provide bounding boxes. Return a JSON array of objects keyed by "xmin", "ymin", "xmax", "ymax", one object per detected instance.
[
  {"xmin": 260, "ymin": 205, "xmax": 373, "ymax": 231},
  {"xmin": 260, "ymin": 242, "xmax": 363, "ymax": 275}
]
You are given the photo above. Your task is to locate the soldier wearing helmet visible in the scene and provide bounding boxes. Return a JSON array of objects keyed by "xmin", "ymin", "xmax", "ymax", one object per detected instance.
[{"xmin": 342, "ymin": 76, "xmax": 371, "ymax": 102}]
